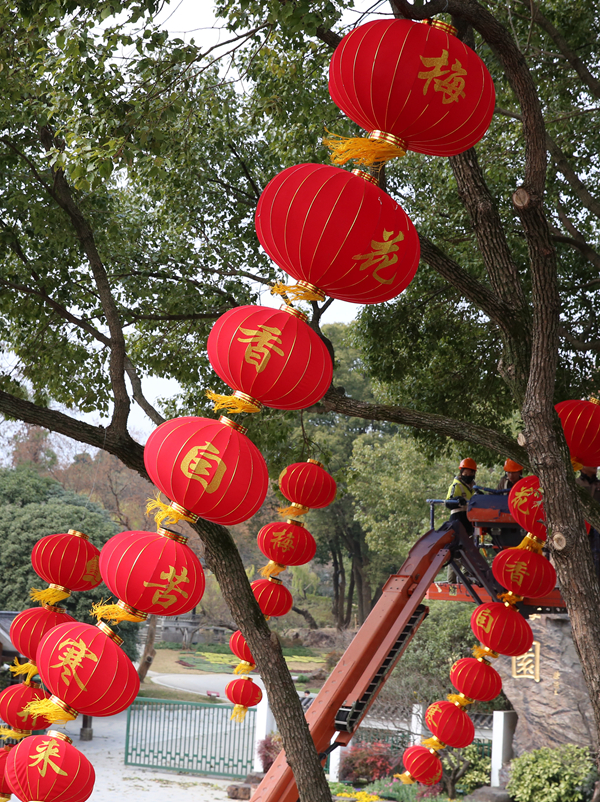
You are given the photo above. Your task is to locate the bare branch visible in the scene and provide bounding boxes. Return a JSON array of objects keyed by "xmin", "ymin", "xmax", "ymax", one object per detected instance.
[
  {"xmin": 558, "ymin": 326, "xmax": 600, "ymax": 353},
  {"xmin": 123, "ymin": 357, "xmax": 166, "ymax": 426}
]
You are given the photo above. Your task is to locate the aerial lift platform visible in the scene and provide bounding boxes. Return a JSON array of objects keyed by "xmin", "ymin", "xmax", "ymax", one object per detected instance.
[{"xmin": 252, "ymin": 497, "xmax": 565, "ymax": 802}]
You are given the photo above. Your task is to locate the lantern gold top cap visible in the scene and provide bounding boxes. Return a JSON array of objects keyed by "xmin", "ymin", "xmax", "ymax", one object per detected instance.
[
  {"xmin": 157, "ymin": 526, "xmax": 188, "ymax": 544},
  {"xmin": 279, "ymin": 304, "xmax": 308, "ymax": 322},
  {"xmin": 307, "ymin": 459, "xmax": 324, "ymax": 468},
  {"xmin": 351, "ymin": 168, "xmax": 378, "ymax": 186},
  {"xmin": 68, "ymin": 529, "xmax": 88, "ymax": 540},
  {"xmin": 218, "ymin": 415, "xmax": 248, "ymax": 435},
  {"xmin": 425, "ymin": 19, "xmax": 458, "ymax": 36},
  {"xmin": 96, "ymin": 620, "xmax": 124, "ymax": 646},
  {"xmin": 47, "ymin": 730, "xmax": 73, "ymax": 744}
]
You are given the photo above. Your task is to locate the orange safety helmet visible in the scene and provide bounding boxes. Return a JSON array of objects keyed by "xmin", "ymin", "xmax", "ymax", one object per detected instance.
[
  {"xmin": 503, "ymin": 459, "xmax": 523, "ymax": 472},
  {"xmin": 459, "ymin": 458, "xmax": 477, "ymax": 471}
]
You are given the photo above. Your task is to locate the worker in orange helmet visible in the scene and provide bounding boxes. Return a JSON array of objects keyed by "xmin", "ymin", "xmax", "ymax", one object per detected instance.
[
  {"xmin": 446, "ymin": 458, "xmax": 478, "ymax": 536},
  {"xmin": 497, "ymin": 458, "xmax": 524, "ymax": 492}
]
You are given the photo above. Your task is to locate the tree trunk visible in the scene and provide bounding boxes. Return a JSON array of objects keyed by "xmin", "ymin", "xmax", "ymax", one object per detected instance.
[
  {"xmin": 331, "ymin": 541, "xmax": 346, "ymax": 629},
  {"xmin": 292, "ymin": 606, "xmax": 318, "ymax": 630},
  {"xmin": 344, "ymin": 567, "xmax": 355, "ymax": 628},
  {"xmin": 137, "ymin": 614, "xmax": 157, "ymax": 682}
]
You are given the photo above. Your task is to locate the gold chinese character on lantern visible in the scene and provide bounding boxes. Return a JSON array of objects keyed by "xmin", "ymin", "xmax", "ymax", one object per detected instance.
[
  {"xmin": 50, "ymin": 638, "xmax": 98, "ymax": 691},
  {"xmin": 418, "ymin": 50, "xmax": 467, "ymax": 104},
  {"xmin": 511, "ymin": 641, "xmax": 540, "ymax": 682},
  {"xmin": 237, "ymin": 325, "xmax": 285, "ymax": 373},
  {"xmin": 511, "ymin": 485, "xmax": 544, "ymax": 514},
  {"xmin": 475, "ymin": 608, "xmax": 494, "ymax": 634},
  {"xmin": 352, "ymin": 230, "xmax": 404, "ymax": 284},
  {"xmin": 270, "ymin": 528, "xmax": 296, "ymax": 553},
  {"xmin": 83, "ymin": 554, "xmax": 101, "ymax": 584},
  {"xmin": 29, "ymin": 738, "xmax": 68, "ymax": 778},
  {"xmin": 143, "ymin": 565, "xmax": 190, "ymax": 609},
  {"xmin": 180, "ymin": 441, "xmax": 227, "ymax": 492},
  {"xmin": 505, "ymin": 560, "xmax": 530, "ymax": 587}
]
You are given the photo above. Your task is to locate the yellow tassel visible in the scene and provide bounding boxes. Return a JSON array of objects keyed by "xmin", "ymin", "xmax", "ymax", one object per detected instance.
[
  {"xmin": 515, "ymin": 533, "xmax": 545, "ymax": 554},
  {"xmin": 571, "ymin": 457, "xmax": 583, "ymax": 472},
  {"xmin": 30, "ymin": 586, "xmax": 70, "ymax": 605},
  {"xmin": 473, "ymin": 644, "xmax": 499, "ymax": 660},
  {"xmin": 322, "ymin": 131, "xmax": 406, "ymax": 167},
  {"xmin": 394, "ymin": 772, "xmax": 416, "ymax": 785},
  {"xmin": 9, "ymin": 659, "xmax": 39, "ymax": 685},
  {"xmin": 270, "ymin": 282, "xmax": 324, "ymax": 302},
  {"xmin": 22, "ymin": 698, "xmax": 76, "ymax": 724},
  {"xmin": 421, "ymin": 736, "xmax": 446, "ymax": 751},
  {"xmin": 259, "ymin": 561, "xmax": 287, "ymax": 579},
  {"xmin": 0, "ymin": 728, "xmax": 28, "ymax": 741},
  {"xmin": 205, "ymin": 390, "xmax": 261, "ymax": 414},
  {"xmin": 230, "ymin": 704, "xmax": 248, "ymax": 723},
  {"xmin": 146, "ymin": 495, "xmax": 194, "ymax": 527},
  {"xmin": 447, "ymin": 693, "xmax": 473, "ymax": 708},
  {"xmin": 91, "ymin": 602, "xmax": 145, "ymax": 624},
  {"xmin": 277, "ymin": 504, "xmax": 309, "ymax": 518},
  {"xmin": 233, "ymin": 661, "xmax": 255, "ymax": 676},
  {"xmin": 498, "ymin": 591, "xmax": 524, "ymax": 606}
]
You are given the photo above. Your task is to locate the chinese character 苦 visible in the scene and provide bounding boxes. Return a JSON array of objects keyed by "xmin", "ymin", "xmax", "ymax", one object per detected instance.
[
  {"xmin": 50, "ymin": 638, "xmax": 98, "ymax": 691},
  {"xmin": 237, "ymin": 325, "xmax": 285, "ymax": 373},
  {"xmin": 143, "ymin": 565, "xmax": 190, "ymax": 609},
  {"xmin": 29, "ymin": 738, "xmax": 68, "ymax": 778},
  {"xmin": 418, "ymin": 50, "xmax": 467, "ymax": 104},
  {"xmin": 352, "ymin": 230, "xmax": 404, "ymax": 284},
  {"xmin": 180, "ymin": 441, "xmax": 226, "ymax": 493}
]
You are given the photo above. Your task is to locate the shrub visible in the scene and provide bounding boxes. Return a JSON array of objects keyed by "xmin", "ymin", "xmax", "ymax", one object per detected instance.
[
  {"xmin": 415, "ymin": 782, "xmax": 443, "ymax": 799},
  {"xmin": 256, "ymin": 731, "xmax": 282, "ymax": 773},
  {"xmin": 507, "ymin": 744, "xmax": 597, "ymax": 802},
  {"xmin": 340, "ymin": 741, "xmax": 401, "ymax": 783},
  {"xmin": 451, "ymin": 744, "xmax": 491, "ymax": 794},
  {"xmin": 365, "ymin": 778, "xmax": 418, "ymax": 801}
]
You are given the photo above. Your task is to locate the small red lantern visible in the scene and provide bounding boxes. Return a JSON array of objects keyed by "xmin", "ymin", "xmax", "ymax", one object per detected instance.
[
  {"xmin": 30, "ymin": 531, "xmax": 101, "ymax": 605},
  {"xmin": 144, "ymin": 415, "xmax": 268, "ymax": 526},
  {"xmin": 508, "ymin": 476, "xmax": 547, "ymax": 541},
  {"xmin": 230, "ymin": 631, "xmax": 255, "ymax": 667},
  {"xmin": 207, "ymin": 305, "xmax": 333, "ymax": 413},
  {"xmin": 278, "ymin": 460, "xmax": 336, "ymax": 517},
  {"xmin": 6, "ymin": 731, "xmax": 95, "ymax": 802},
  {"xmin": 450, "ymin": 657, "xmax": 502, "ymax": 702},
  {"xmin": 9, "ymin": 605, "xmax": 76, "ymax": 683},
  {"xmin": 255, "ymin": 164, "xmax": 419, "ymax": 304},
  {"xmin": 556, "ymin": 399, "xmax": 600, "ymax": 467},
  {"xmin": 96, "ymin": 528, "xmax": 205, "ymax": 623},
  {"xmin": 257, "ymin": 520, "xmax": 317, "ymax": 577},
  {"xmin": 0, "ymin": 745, "xmax": 13, "ymax": 802},
  {"xmin": 471, "ymin": 602, "xmax": 534, "ymax": 657},
  {"xmin": 425, "ymin": 701, "xmax": 474, "ymax": 748},
  {"xmin": 0, "ymin": 684, "xmax": 51, "ymax": 739},
  {"xmin": 400, "ymin": 745, "xmax": 442, "ymax": 786},
  {"xmin": 328, "ymin": 19, "xmax": 495, "ymax": 164},
  {"xmin": 33, "ymin": 621, "xmax": 139, "ymax": 723},
  {"xmin": 492, "ymin": 548, "xmax": 556, "ymax": 599},
  {"xmin": 225, "ymin": 676, "xmax": 262, "ymax": 722},
  {"xmin": 251, "ymin": 578, "xmax": 293, "ymax": 617}
]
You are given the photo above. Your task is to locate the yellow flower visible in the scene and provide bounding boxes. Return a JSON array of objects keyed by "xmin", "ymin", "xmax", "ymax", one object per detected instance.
[{"xmin": 335, "ymin": 793, "xmax": 381, "ymax": 802}]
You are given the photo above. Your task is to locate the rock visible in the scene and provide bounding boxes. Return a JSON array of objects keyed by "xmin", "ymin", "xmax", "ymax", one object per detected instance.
[
  {"xmin": 244, "ymin": 772, "xmax": 264, "ymax": 786},
  {"xmin": 494, "ymin": 614, "xmax": 596, "ymax": 754},
  {"xmin": 463, "ymin": 788, "xmax": 511, "ymax": 802},
  {"xmin": 303, "ymin": 628, "xmax": 337, "ymax": 648},
  {"xmin": 226, "ymin": 784, "xmax": 252, "ymax": 799}
]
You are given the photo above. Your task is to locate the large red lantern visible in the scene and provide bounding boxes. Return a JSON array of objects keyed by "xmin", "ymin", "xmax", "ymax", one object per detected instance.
[
  {"xmin": 6, "ymin": 731, "xmax": 95, "ymax": 802},
  {"xmin": 0, "ymin": 745, "xmax": 13, "ymax": 802},
  {"xmin": 225, "ymin": 677, "xmax": 262, "ymax": 722},
  {"xmin": 206, "ymin": 305, "xmax": 333, "ymax": 413},
  {"xmin": 400, "ymin": 745, "xmax": 442, "ymax": 786},
  {"xmin": 251, "ymin": 578, "xmax": 293, "ymax": 618},
  {"xmin": 508, "ymin": 476, "xmax": 547, "ymax": 541},
  {"xmin": 471, "ymin": 602, "xmax": 533, "ymax": 657},
  {"xmin": 30, "ymin": 531, "xmax": 101, "ymax": 605},
  {"xmin": 144, "ymin": 415, "xmax": 268, "ymax": 526},
  {"xmin": 257, "ymin": 521, "xmax": 316, "ymax": 577},
  {"xmin": 425, "ymin": 701, "xmax": 474, "ymax": 748},
  {"xmin": 31, "ymin": 621, "xmax": 139, "ymax": 723},
  {"xmin": 278, "ymin": 460, "xmax": 336, "ymax": 517},
  {"xmin": 492, "ymin": 548, "xmax": 556, "ymax": 599},
  {"xmin": 450, "ymin": 657, "xmax": 502, "ymax": 702},
  {"xmin": 556, "ymin": 399, "xmax": 600, "ymax": 467},
  {"xmin": 327, "ymin": 19, "xmax": 495, "ymax": 164},
  {"xmin": 10, "ymin": 605, "xmax": 76, "ymax": 683},
  {"xmin": 96, "ymin": 528, "xmax": 205, "ymax": 623},
  {"xmin": 0, "ymin": 684, "xmax": 51, "ymax": 739},
  {"xmin": 255, "ymin": 164, "xmax": 419, "ymax": 304}
]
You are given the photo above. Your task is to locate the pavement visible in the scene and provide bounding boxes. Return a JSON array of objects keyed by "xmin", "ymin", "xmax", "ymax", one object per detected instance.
[{"xmin": 148, "ymin": 671, "xmax": 266, "ymax": 698}]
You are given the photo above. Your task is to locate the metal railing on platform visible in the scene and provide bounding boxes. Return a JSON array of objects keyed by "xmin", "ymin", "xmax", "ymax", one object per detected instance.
[{"xmin": 125, "ymin": 697, "xmax": 256, "ymax": 778}]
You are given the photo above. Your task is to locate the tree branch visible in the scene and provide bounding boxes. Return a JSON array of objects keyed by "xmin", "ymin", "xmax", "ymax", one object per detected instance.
[
  {"xmin": 123, "ymin": 357, "xmax": 166, "ymax": 426},
  {"xmin": 558, "ymin": 326, "xmax": 600, "ymax": 353},
  {"xmin": 315, "ymin": 26, "xmax": 342, "ymax": 49}
]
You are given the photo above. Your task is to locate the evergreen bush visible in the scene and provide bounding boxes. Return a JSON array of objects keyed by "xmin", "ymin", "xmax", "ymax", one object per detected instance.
[{"xmin": 507, "ymin": 744, "xmax": 597, "ymax": 802}]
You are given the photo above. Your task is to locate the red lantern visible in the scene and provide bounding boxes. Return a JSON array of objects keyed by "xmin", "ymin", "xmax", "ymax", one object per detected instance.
[
  {"xmin": 0, "ymin": 684, "xmax": 51, "ymax": 738},
  {"xmin": 0, "ymin": 745, "xmax": 13, "ymax": 802},
  {"xmin": 508, "ymin": 476, "xmax": 547, "ymax": 541},
  {"xmin": 144, "ymin": 415, "xmax": 268, "ymax": 526},
  {"xmin": 401, "ymin": 745, "xmax": 442, "ymax": 786},
  {"xmin": 96, "ymin": 528, "xmax": 205, "ymax": 623},
  {"xmin": 225, "ymin": 677, "xmax": 263, "ymax": 722},
  {"xmin": 471, "ymin": 602, "xmax": 533, "ymax": 657},
  {"xmin": 251, "ymin": 578, "xmax": 293, "ymax": 617},
  {"xmin": 207, "ymin": 305, "xmax": 333, "ymax": 413},
  {"xmin": 492, "ymin": 548, "xmax": 556, "ymax": 599},
  {"xmin": 255, "ymin": 164, "xmax": 419, "ymax": 304},
  {"xmin": 449, "ymin": 657, "xmax": 502, "ymax": 702},
  {"xmin": 257, "ymin": 521, "xmax": 316, "ymax": 577},
  {"xmin": 6, "ymin": 731, "xmax": 94, "ymax": 802},
  {"xmin": 556, "ymin": 399, "xmax": 600, "ymax": 467},
  {"xmin": 230, "ymin": 631, "xmax": 255, "ymax": 667},
  {"xmin": 34, "ymin": 621, "xmax": 139, "ymax": 722},
  {"xmin": 30, "ymin": 531, "xmax": 101, "ymax": 605},
  {"xmin": 278, "ymin": 460, "xmax": 336, "ymax": 516},
  {"xmin": 328, "ymin": 19, "xmax": 495, "ymax": 162},
  {"xmin": 425, "ymin": 701, "xmax": 474, "ymax": 748},
  {"xmin": 10, "ymin": 605, "xmax": 76, "ymax": 664}
]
